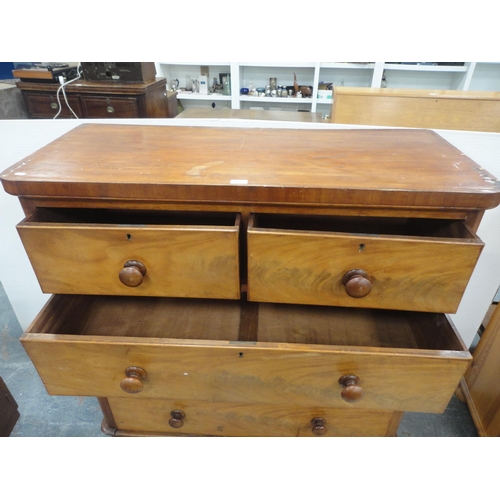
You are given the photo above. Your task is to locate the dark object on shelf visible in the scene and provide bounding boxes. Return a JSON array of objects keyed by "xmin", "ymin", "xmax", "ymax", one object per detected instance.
[
  {"xmin": 0, "ymin": 377, "xmax": 19, "ymax": 437},
  {"xmin": 81, "ymin": 63, "xmax": 156, "ymax": 83},
  {"xmin": 437, "ymin": 62, "xmax": 465, "ymax": 66},
  {"xmin": 12, "ymin": 63, "xmax": 79, "ymax": 83}
]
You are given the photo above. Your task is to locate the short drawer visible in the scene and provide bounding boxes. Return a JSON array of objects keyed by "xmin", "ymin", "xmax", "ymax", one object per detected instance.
[
  {"xmin": 22, "ymin": 294, "xmax": 471, "ymax": 414},
  {"xmin": 17, "ymin": 208, "xmax": 240, "ymax": 299},
  {"xmin": 24, "ymin": 92, "xmax": 82, "ymax": 118},
  {"xmin": 106, "ymin": 397, "xmax": 402, "ymax": 437},
  {"xmin": 248, "ymin": 213, "xmax": 483, "ymax": 313},
  {"xmin": 80, "ymin": 96, "xmax": 139, "ymax": 118}
]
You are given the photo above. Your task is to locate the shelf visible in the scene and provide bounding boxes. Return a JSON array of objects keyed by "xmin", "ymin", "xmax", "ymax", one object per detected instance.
[
  {"xmin": 320, "ymin": 63, "xmax": 376, "ymax": 69},
  {"xmin": 157, "ymin": 62, "xmax": 230, "ymax": 66},
  {"xmin": 239, "ymin": 96, "xmax": 313, "ymax": 104},
  {"xmin": 175, "ymin": 93, "xmax": 231, "ymax": 101},
  {"xmin": 383, "ymin": 64, "xmax": 468, "ymax": 73},
  {"xmin": 155, "ymin": 62, "xmax": 498, "ymax": 112},
  {"xmin": 239, "ymin": 62, "xmax": 317, "ymax": 68}
]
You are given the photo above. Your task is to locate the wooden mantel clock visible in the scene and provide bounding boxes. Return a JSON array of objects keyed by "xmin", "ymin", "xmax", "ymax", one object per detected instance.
[{"xmin": 2, "ymin": 124, "xmax": 499, "ymax": 437}]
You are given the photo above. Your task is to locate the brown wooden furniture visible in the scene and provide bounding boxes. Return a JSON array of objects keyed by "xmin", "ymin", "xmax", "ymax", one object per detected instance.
[
  {"xmin": 2, "ymin": 124, "xmax": 500, "ymax": 437},
  {"xmin": 331, "ymin": 87, "xmax": 500, "ymax": 132},
  {"xmin": 176, "ymin": 108, "xmax": 324, "ymax": 122},
  {"xmin": 16, "ymin": 78, "xmax": 176, "ymax": 119},
  {"xmin": 0, "ymin": 377, "xmax": 19, "ymax": 437},
  {"xmin": 461, "ymin": 301, "xmax": 500, "ymax": 436}
]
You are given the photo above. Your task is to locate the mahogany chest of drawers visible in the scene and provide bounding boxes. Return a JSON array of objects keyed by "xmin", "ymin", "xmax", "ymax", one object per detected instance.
[
  {"xmin": 16, "ymin": 78, "xmax": 174, "ymax": 119},
  {"xmin": 2, "ymin": 124, "xmax": 499, "ymax": 437}
]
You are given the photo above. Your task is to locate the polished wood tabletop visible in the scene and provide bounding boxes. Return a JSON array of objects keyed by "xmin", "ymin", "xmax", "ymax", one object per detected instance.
[{"xmin": 2, "ymin": 123, "xmax": 499, "ymax": 209}]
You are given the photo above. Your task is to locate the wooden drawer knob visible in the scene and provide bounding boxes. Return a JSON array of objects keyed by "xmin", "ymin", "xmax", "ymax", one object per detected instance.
[
  {"xmin": 119, "ymin": 260, "xmax": 147, "ymax": 287},
  {"xmin": 342, "ymin": 269, "xmax": 372, "ymax": 298},
  {"xmin": 120, "ymin": 366, "xmax": 147, "ymax": 394},
  {"xmin": 311, "ymin": 417, "xmax": 327, "ymax": 436},
  {"xmin": 339, "ymin": 375, "xmax": 365, "ymax": 403},
  {"xmin": 169, "ymin": 409, "xmax": 186, "ymax": 428}
]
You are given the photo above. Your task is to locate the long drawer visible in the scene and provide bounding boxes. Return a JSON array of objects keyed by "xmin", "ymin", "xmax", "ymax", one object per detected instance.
[
  {"xmin": 17, "ymin": 208, "xmax": 240, "ymax": 299},
  {"xmin": 247, "ymin": 213, "xmax": 483, "ymax": 313},
  {"xmin": 106, "ymin": 397, "xmax": 402, "ymax": 437},
  {"xmin": 80, "ymin": 96, "xmax": 139, "ymax": 118},
  {"xmin": 22, "ymin": 294, "xmax": 471, "ymax": 414}
]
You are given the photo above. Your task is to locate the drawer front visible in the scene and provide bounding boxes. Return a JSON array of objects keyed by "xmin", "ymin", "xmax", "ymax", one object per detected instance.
[
  {"xmin": 17, "ymin": 210, "xmax": 240, "ymax": 299},
  {"xmin": 24, "ymin": 92, "xmax": 82, "ymax": 118},
  {"xmin": 81, "ymin": 96, "xmax": 139, "ymax": 118},
  {"xmin": 248, "ymin": 215, "xmax": 483, "ymax": 313},
  {"xmin": 107, "ymin": 397, "xmax": 402, "ymax": 437},
  {"xmin": 22, "ymin": 296, "xmax": 471, "ymax": 414}
]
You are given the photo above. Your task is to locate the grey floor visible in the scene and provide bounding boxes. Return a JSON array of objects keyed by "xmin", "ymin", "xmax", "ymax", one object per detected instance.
[{"xmin": 0, "ymin": 281, "xmax": 478, "ymax": 437}]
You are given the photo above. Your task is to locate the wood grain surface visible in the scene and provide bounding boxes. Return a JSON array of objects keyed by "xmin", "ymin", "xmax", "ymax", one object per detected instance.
[
  {"xmin": 332, "ymin": 87, "xmax": 500, "ymax": 132},
  {"xmin": 248, "ymin": 214, "xmax": 483, "ymax": 312},
  {"xmin": 17, "ymin": 209, "xmax": 240, "ymax": 298},
  {"xmin": 2, "ymin": 124, "xmax": 499, "ymax": 210},
  {"xmin": 107, "ymin": 397, "xmax": 403, "ymax": 437},
  {"xmin": 22, "ymin": 295, "xmax": 471, "ymax": 413}
]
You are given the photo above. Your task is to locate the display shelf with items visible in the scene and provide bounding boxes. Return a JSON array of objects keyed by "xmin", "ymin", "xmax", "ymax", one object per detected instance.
[
  {"xmin": 155, "ymin": 62, "xmax": 234, "ymax": 109},
  {"xmin": 236, "ymin": 63, "xmax": 316, "ymax": 111},
  {"xmin": 155, "ymin": 62, "xmax": 500, "ymax": 115}
]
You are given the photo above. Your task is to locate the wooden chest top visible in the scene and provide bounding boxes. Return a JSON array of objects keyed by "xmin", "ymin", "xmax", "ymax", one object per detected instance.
[{"xmin": 2, "ymin": 123, "xmax": 500, "ymax": 210}]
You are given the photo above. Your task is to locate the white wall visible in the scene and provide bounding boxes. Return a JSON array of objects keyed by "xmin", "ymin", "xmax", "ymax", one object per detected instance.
[{"xmin": 1, "ymin": 118, "xmax": 500, "ymax": 347}]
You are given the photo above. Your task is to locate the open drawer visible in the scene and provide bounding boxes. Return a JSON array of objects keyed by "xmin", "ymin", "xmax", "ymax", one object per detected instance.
[
  {"xmin": 22, "ymin": 294, "xmax": 471, "ymax": 413},
  {"xmin": 17, "ymin": 208, "xmax": 241, "ymax": 299},
  {"xmin": 247, "ymin": 213, "xmax": 483, "ymax": 313}
]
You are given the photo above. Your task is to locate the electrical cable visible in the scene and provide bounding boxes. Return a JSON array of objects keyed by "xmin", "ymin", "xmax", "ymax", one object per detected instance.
[{"xmin": 53, "ymin": 64, "xmax": 82, "ymax": 119}]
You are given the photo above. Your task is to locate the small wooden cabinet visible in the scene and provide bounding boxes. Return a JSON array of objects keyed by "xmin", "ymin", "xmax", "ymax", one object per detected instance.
[
  {"xmin": 2, "ymin": 124, "xmax": 499, "ymax": 437},
  {"xmin": 16, "ymin": 78, "xmax": 176, "ymax": 119}
]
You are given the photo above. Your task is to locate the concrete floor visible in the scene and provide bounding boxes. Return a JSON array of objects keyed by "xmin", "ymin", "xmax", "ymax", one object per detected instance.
[{"xmin": 0, "ymin": 281, "xmax": 478, "ymax": 437}]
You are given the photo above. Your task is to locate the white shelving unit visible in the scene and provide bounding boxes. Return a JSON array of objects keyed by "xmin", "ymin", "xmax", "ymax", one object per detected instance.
[{"xmin": 155, "ymin": 62, "xmax": 500, "ymax": 117}]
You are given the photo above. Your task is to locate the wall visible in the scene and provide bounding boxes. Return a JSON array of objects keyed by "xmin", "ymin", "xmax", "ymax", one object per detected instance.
[{"xmin": 1, "ymin": 117, "xmax": 499, "ymax": 348}]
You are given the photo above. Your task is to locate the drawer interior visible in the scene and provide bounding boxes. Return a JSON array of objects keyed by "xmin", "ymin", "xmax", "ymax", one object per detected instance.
[
  {"xmin": 22, "ymin": 207, "xmax": 239, "ymax": 227},
  {"xmin": 29, "ymin": 295, "xmax": 466, "ymax": 352},
  {"xmin": 250, "ymin": 213, "xmax": 477, "ymax": 240}
]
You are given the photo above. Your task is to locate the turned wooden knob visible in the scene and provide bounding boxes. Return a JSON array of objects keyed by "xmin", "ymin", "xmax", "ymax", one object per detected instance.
[
  {"xmin": 339, "ymin": 375, "xmax": 365, "ymax": 403},
  {"xmin": 311, "ymin": 417, "xmax": 327, "ymax": 436},
  {"xmin": 120, "ymin": 366, "xmax": 147, "ymax": 394},
  {"xmin": 342, "ymin": 269, "xmax": 372, "ymax": 298},
  {"xmin": 169, "ymin": 409, "xmax": 186, "ymax": 428},
  {"xmin": 119, "ymin": 260, "xmax": 147, "ymax": 287}
]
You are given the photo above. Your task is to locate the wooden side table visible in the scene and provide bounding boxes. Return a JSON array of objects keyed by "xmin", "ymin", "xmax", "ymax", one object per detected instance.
[{"xmin": 16, "ymin": 77, "xmax": 176, "ymax": 119}]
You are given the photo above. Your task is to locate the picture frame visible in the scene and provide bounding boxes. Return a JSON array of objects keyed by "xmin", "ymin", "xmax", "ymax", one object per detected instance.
[{"xmin": 219, "ymin": 73, "xmax": 230, "ymax": 84}]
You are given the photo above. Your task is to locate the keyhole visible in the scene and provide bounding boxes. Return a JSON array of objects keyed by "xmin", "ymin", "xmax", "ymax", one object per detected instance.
[
  {"xmin": 239, "ymin": 352, "xmax": 244, "ymax": 358},
  {"xmin": 126, "ymin": 234, "xmax": 132, "ymax": 241},
  {"xmin": 359, "ymin": 243, "xmax": 365, "ymax": 252}
]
